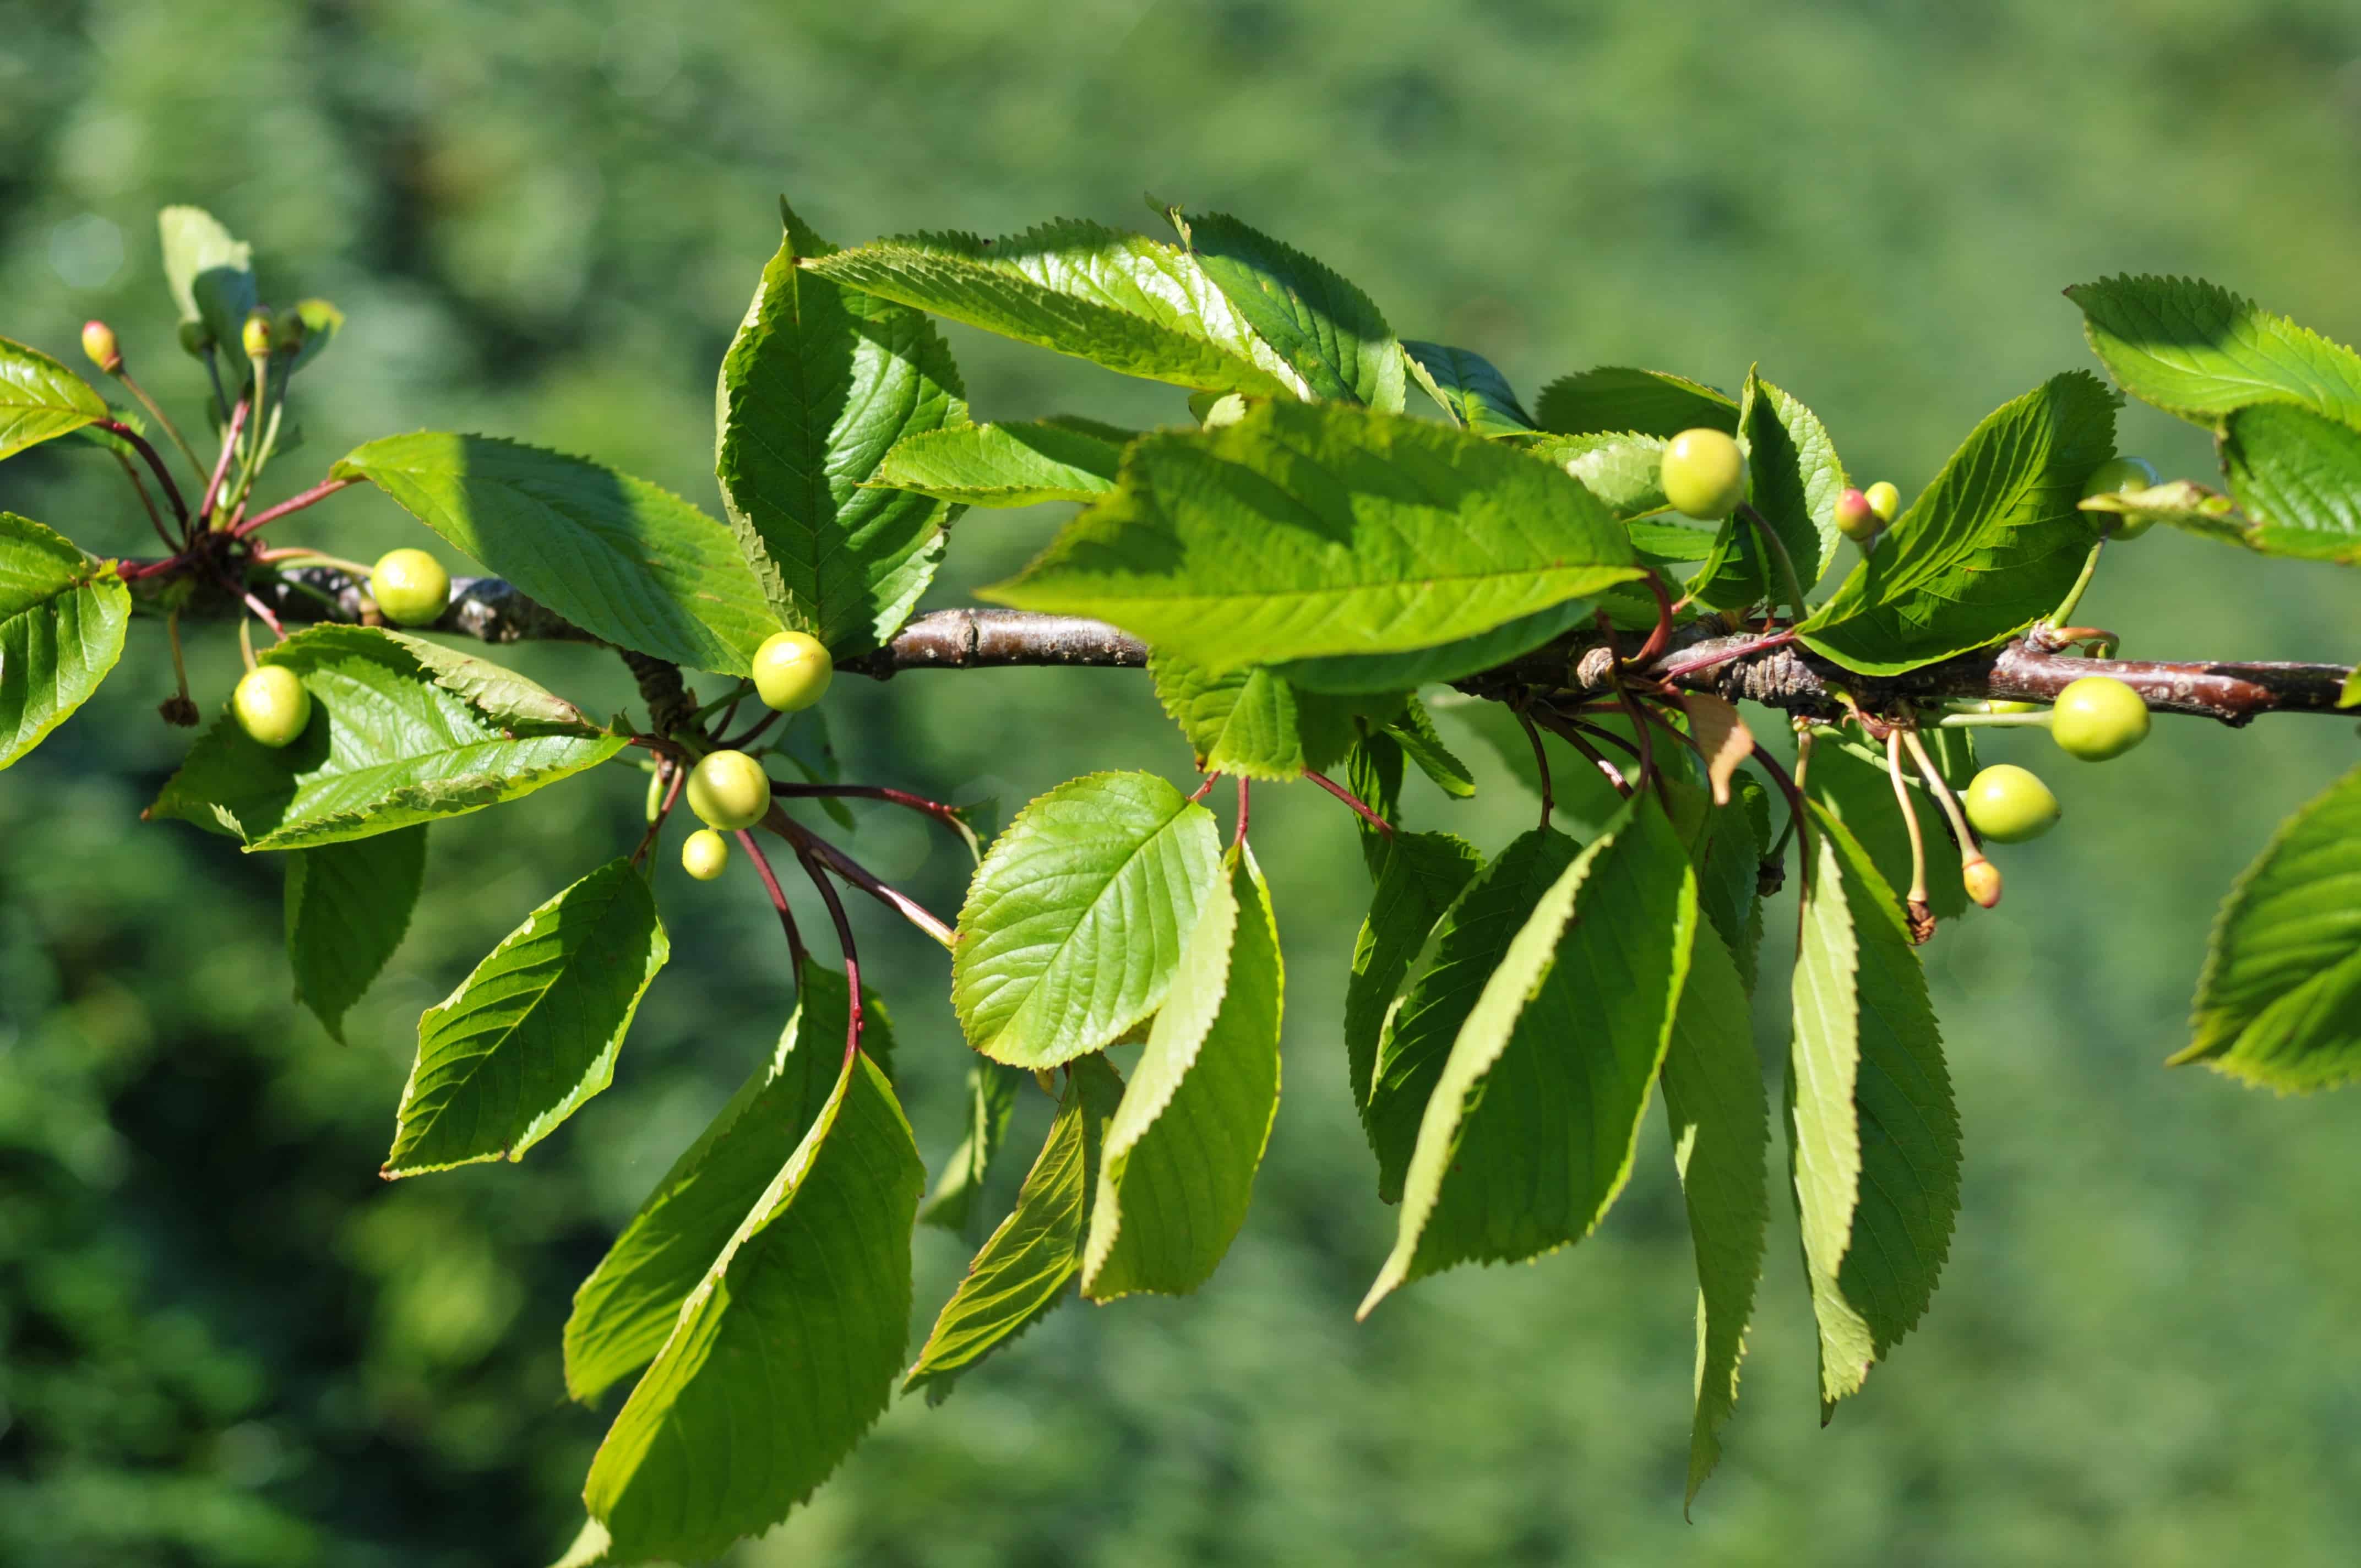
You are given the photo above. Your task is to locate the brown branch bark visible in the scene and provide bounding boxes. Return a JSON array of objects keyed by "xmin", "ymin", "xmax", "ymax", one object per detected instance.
[{"xmin": 140, "ymin": 561, "xmax": 2349, "ymax": 725}]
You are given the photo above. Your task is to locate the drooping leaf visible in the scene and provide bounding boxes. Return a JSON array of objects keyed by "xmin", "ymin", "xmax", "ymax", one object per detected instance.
[
  {"xmin": 1083, "ymin": 849, "xmax": 1283, "ymax": 1300},
  {"xmin": 0, "ymin": 513, "xmax": 128, "ymax": 770},
  {"xmin": 2066, "ymin": 274, "xmax": 2361, "ymax": 428},
  {"xmin": 951, "ymin": 771, "xmax": 1224, "ymax": 1069},
  {"xmin": 1690, "ymin": 370, "xmax": 1845, "ymax": 608},
  {"xmin": 918, "ymin": 1060, "xmax": 1029, "ymax": 1234},
  {"xmin": 2219, "ymin": 402, "xmax": 2361, "ymax": 565},
  {"xmin": 2076, "ymin": 478, "xmax": 2253, "ymax": 550},
  {"xmin": 333, "ymin": 433, "xmax": 776, "ymax": 675},
  {"xmin": 383, "ymin": 859, "xmax": 666, "ymax": 1178},
  {"xmin": 564, "ymin": 966, "xmax": 887, "ymax": 1402},
  {"xmin": 0, "ymin": 336, "xmax": 110, "ymax": 461},
  {"xmin": 985, "ymin": 400, "xmax": 1642, "ymax": 672},
  {"xmin": 2177, "ymin": 764, "xmax": 2361, "ymax": 1090},
  {"xmin": 1148, "ymin": 651, "xmax": 1351, "ymax": 781},
  {"xmin": 1362, "ymin": 798, "xmax": 1696, "ymax": 1313},
  {"xmin": 1386, "ymin": 703, "xmax": 1475, "ymax": 799},
  {"xmin": 873, "ymin": 417, "xmax": 1130, "ymax": 508},
  {"xmin": 1364, "ymin": 828, "xmax": 1577, "ymax": 1202},
  {"xmin": 1798, "ymin": 373, "xmax": 2118, "ymax": 676},
  {"xmin": 158, "ymin": 205, "xmax": 257, "ymax": 359},
  {"xmin": 1271, "ymin": 597, "xmax": 1600, "ymax": 695},
  {"xmin": 716, "ymin": 206, "xmax": 968, "ymax": 654},
  {"xmin": 379, "ymin": 631, "xmax": 592, "ymax": 728},
  {"xmin": 1787, "ymin": 812, "xmax": 1961, "ymax": 1413},
  {"xmin": 1806, "ymin": 728, "xmax": 1973, "ymax": 922},
  {"xmin": 1659, "ymin": 918, "xmax": 1768, "ymax": 1507},
  {"xmin": 1402, "ymin": 341, "xmax": 1536, "ymax": 434},
  {"xmin": 575, "ymin": 1050, "xmax": 921, "ymax": 1564},
  {"xmin": 803, "ymin": 220, "xmax": 1308, "ymax": 398},
  {"xmin": 1535, "ymin": 367, "xmax": 1738, "ymax": 439},
  {"xmin": 150, "ymin": 625, "xmax": 624, "ymax": 851},
  {"xmin": 907, "ymin": 1054, "xmax": 1125, "ymax": 1398},
  {"xmin": 1345, "ymin": 831, "xmax": 1483, "ymax": 1125},
  {"xmin": 1176, "ymin": 208, "xmax": 1405, "ymax": 410},
  {"xmin": 284, "ymin": 825, "xmax": 427, "ymax": 1044}
]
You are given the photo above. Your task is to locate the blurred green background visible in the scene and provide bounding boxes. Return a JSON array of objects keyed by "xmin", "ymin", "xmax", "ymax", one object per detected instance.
[{"xmin": 4, "ymin": 2, "xmax": 2361, "ymax": 1563}]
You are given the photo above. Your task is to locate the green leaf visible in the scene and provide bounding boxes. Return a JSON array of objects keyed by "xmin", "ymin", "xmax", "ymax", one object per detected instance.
[
  {"xmin": 1271, "ymin": 597, "xmax": 1598, "ymax": 695},
  {"xmin": 873, "ymin": 417, "xmax": 1129, "ymax": 508},
  {"xmin": 1696, "ymin": 776, "xmax": 1772, "ymax": 991},
  {"xmin": 716, "ymin": 208, "xmax": 969, "ymax": 655},
  {"xmin": 1535, "ymin": 367, "xmax": 1738, "ymax": 439},
  {"xmin": 1362, "ymin": 799, "xmax": 1696, "ymax": 1313},
  {"xmin": 284, "ymin": 825, "xmax": 427, "ymax": 1044},
  {"xmin": 1807, "ymin": 727, "xmax": 1974, "ymax": 922},
  {"xmin": 158, "ymin": 205, "xmax": 257, "ymax": 359},
  {"xmin": 1690, "ymin": 371, "xmax": 1846, "ymax": 609},
  {"xmin": 1148, "ymin": 651, "xmax": 1331, "ymax": 781},
  {"xmin": 150, "ymin": 625, "xmax": 623, "ymax": 851},
  {"xmin": 577, "ymin": 1050, "xmax": 922, "ymax": 1564},
  {"xmin": 1175, "ymin": 208, "xmax": 1405, "ymax": 410},
  {"xmin": 1083, "ymin": 849, "xmax": 1283, "ymax": 1299},
  {"xmin": 379, "ymin": 631, "xmax": 592, "ymax": 728},
  {"xmin": 1788, "ymin": 812, "xmax": 1961, "ymax": 1412},
  {"xmin": 564, "ymin": 965, "xmax": 880, "ymax": 1402},
  {"xmin": 382, "ymin": 859, "xmax": 667, "ymax": 1178},
  {"xmin": 2220, "ymin": 402, "xmax": 2361, "ymax": 565},
  {"xmin": 1364, "ymin": 828, "xmax": 1577, "ymax": 1204},
  {"xmin": 2341, "ymin": 667, "xmax": 2361, "ymax": 709},
  {"xmin": 1345, "ymin": 831, "xmax": 1483, "ymax": 1130},
  {"xmin": 2076, "ymin": 478, "xmax": 2254, "ymax": 550},
  {"xmin": 1386, "ymin": 703, "xmax": 1475, "ymax": 799},
  {"xmin": 284, "ymin": 298, "xmax": 343, "ymax": 377},
  {"xmin": 1402, "ymin": 341, "xmax": 1535, "ymax": 434},
  {"xmin": 907, "ymin": 1054, "xmax": 1124, "ymax": 1398},
  {"xmin": 333, "ymin": 433, "xmax": 776, "ymax": 675},
  {"xmin": 2066, "ymin": 274, "xmax": 2361, "ymax": 428},
  {"xmin": 0, "ymin": 514, "xmax": 128, "ymax": 770},
  {"xmin": 1528, "ymin": 432, "xmax": 1671, "ymax": 521},
  {"xmin": 1798, "ymin": 373, "xmax": 2118, "ymax": 676},
  {"xmin": 952, "ymin": 771, "xmax": 1225, "ymax": 1069},
  {"xmin": 918, "ymin": 1061, "xmax": 1028, "ymax": 1234},
  {"xmin": 2177, "ymin": 764, "xmax": 2361, "ymax": 1090},
  {"xmin": 1345, "ymin": 731, "xmax": 1407, "ymax": 877},
  {"xmin": 986, "ymin": 400, "xmax": 1643, "ymax": 672},
  {"xmin": 804, "ymin": 220, "xmax": 1308, "ymax": 398},
  {"xmin": 1659, "ymin": 918, "xmax": 1769, "ymax": 1508},
  {"xmin": 0, "ymin": 336, "xmax": 110, "ymax": 460}
]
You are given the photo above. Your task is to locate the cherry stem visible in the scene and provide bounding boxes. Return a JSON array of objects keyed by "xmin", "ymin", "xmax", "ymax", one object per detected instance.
[
  {"xmin": 770, "ymin": 810, "xmax": 956, "ymax": 950},
  {"xmin": 1886, "ymin": 728, "xmax": 1931, "ymax": 908},
  {"xmin": 628, "ymin": 760, "xmax": 684, "ymax": 868},
  {"xmin": 1628, "ymin": 570, "xmax": 1675, "ymax": 668},
  {"xmin": 231, "ymin": 475, "xmax": 361, "ymax": 540},
  {"xmin": 786, "ymin": 834, "xmax": 864, "ymax": 1068},
  {"xmin": 1608, "ymin": 669, "xmax": 1662, "ymax": 805},
  {"xmin": 1653, "ymin": 628, "xmax": 1799, "ymax": 684},
  {"xmin": 772, "ymin": 781, "xmax": 975, "ymax": 842},
  {"xmin": 111, "ymin": 451, "xmax": 177, "ymax": 551},
  {"xmin": 1188, "ymin": 774, "xmax": 1219, "ymax": 804},
  {"xmin": 737, "ymin": 826, "xmax": 812, "ymax": 975},
  {"xmin": 1744, "ymin": 741, "xmax": 1814, "ymax": 892},
  {"xmin": 715, "ymin": 708, "xmax": 781, "ymax": 752},
  {"xmin": 1737, "ymin": 503, "xmax": 1810, "ymax": 628},
  {"xmin": 197, "ymin": 401, "xmax": 247, "ymax": 529},
  {"xmin": 1528, "ymin": 706, "xmax": 1632, "ymax": 796},
  {"xmin": 95, "ymin": 421, "xmax": 189, "ymax": 532},
  {"xmin": 1302, "ymin": 770, "xmax": 1394, "ymax": 837},
  {"xmin": 165, "ymin": 608, "xmax": 192, "ymax": 710},
  {"xmin": 1514, "ymin": 703, "xmax": 1555, "ymax": 827},
  {"xmin": 1897, "ymin": 726, "xmax": 1982, "ymax": 867}
]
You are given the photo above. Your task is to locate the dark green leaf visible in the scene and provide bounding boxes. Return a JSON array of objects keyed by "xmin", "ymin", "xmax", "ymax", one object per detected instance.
[
  {"xmin": 158, "ymin": 205, "xmax": 257, "ymax": 360},
  {"xmin": 1535, "ymin": 367, "xmax": 1738, "ymax": 439},
  {"xmin": 2178, "ymin": 765, "xmax": 2361, "ymax": 1090},
  {"xmin": 150, "ymin": 625, "xmax": 624, "ymax": 851},
  {"xmin": 284, "ymin": 825, "xmax": 426, "ymax": 1044},
  {"xmin": 1695, "ymin": 776, "xmax": 1771, "ymax": 991},
  {"xmin": 563, "ymin": 966, "xmax": 883, "ymax": 1402},
  {"xmin": 1084, "ymin": 849, "xmax": 1283, "ymax": 1299},
  {"xmin": 0, "ymin": 513, "xmax": 128, "ymax": 770},
  {"xmin": 804, "ymin": 220, "xmax": 1308, "ymax": 398},
  {"xmin": 1345, "ymin": 831, "xmax": 1483, "ymax": 1129},
  {"xmin": 1402, "ymin": 341, "xmax": 1535, "ymax": 434},
  {"xmin": 0, "ymin": 336, "xmax": 110, "ymax": 460},
  {"xmin": 907, "ymin": 1054, "xmax": 1125, "ymax": 1398},
  {"xmin": 1798, "ymin": 373, "xmax": 2118, "ymax": 676},
  {"xmin": 986, "ymin": 400, "xmax": 1643, "ymax": 672},
  {"xmin": 1788, "ymin": 811, "xmax": 1961, "ymax": 1412},
  {"xmin": 1345, "ymin": 730, "xmax": 1407, "ymax": 877},
  {"xmin": 952, "ymin": 771, "xmax": 1225, "ymax": 1068},
  {"xmin": 1386, "ymin": 703, "xmax": 1475, "ymax": 799},
  {"xmin": 1176, "ymin": 208, "xmax": 1405, "ymax": 410},
  {"xmin": 333, "ymin": 433, "xmax": 776, "ymax": 675},
  {"xmin": 918, "ymin": 1060, "xmax": 1029, "ymax": 1234},
  {"xmin": 717, "ymin": 208, "xmax": 969, "ymax": 654},
  {"xmin": 2067, "ymin": 274, "xmax": 2361, "ymax": 428},
  {"xmin": 1660, "ymin": 918, "xmax": 1768, "ymax": 1507},
  {"xmin": 575, "ymin": 1050, "xmax": 921, "ymax": 1564},
  {"xmin": 383, "ymin": 859, "xmax": 667, "ymax": 1177},
  {"xmin": 379, "ymin": 631, "xmax": 592, "ymax": 728},
  {"xmin": 873, "ymin": 417, "xmax": 1129, "ymax": 508},
  {"xmin": 2221, "ymin": 402, "xmax": 2361, "ymax": 565}
]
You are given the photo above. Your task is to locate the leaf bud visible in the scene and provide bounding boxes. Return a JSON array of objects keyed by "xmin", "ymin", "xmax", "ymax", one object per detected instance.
[{"xmin": 81, "ymin": 319, "xmax": 122, "ymax": 375}]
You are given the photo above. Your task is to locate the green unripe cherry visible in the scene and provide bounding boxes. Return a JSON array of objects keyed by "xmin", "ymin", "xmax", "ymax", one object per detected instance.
[
  {"xmin": 1962, "ymin": 764, "xmax": 2061, "ymax": 844},
  {"xmin": 1834, "ymin": 486, "xmax": 1880, "ymax": 542},
  {"xmin": 233, "ymin": 665, "xmax": 313, "ymax": 749},
  {"xmin": 2050, "ymin": 675, "xmax": 2151, "ymax": 761},
  {"xmin": 241, "ymin": 309, "xmax": 273, "ymax": 360},
  {"xmin": 1863, "ymin": 480, "xmax": 1901, "ymax": 524},
  {"xmin": 178, "ymin": 319, "xmax": 215, "ymax": 358},
  {"xmin": 371, "ymin": 548, "xmax": 451, "ymax": 627},
  {"xmin": 81, "ymin": 320, "xmax": 122, "ymax": 375},
  {"xmin": 681, "ymin": 828, "xmax": 731, "ymax": 881},
  {"xmin": 752, "ymin": 630, "xmax": 834, "ymax": 713},
  {"xmin": 2081, "ymin": 454, "xmax": 2162, "ymax": 540},
  {"xmin": 1660, "ymin": 428, "xmax": 1749, "ymax": 520},
  {"xmin": 686, "ymin": 749, "xmax": 772, "ymax": 832}
]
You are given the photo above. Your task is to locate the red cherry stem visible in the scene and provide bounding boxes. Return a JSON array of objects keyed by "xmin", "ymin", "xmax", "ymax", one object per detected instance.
[
  {"xmin": 736, "ymin": 826, "xmax": 811, "ymax": 974},
  {"xmin": 1513, "ymin": 703, "xmax": 1555, "ymax": 829},
  {"xmin": 95, "ymin": 420, "xmax": 190, "ymax": 533},
  {"xmin": 195, "ymin": 401, "xmax": 247, "ymax": 529},
  {"xmin": 628, "ymin": 759, "xmax": 686, "ymax": 869},
  {"xmin": 785, "ymin": 832, "xmax": 863, "ymax": 1070},
  {"xmin": 231, "ymin": 475, "xmax": 362, "ymax": 540},
  {"xmin": 1302, "ymin": 770, "xmax": 1394, "ymax": 837}
]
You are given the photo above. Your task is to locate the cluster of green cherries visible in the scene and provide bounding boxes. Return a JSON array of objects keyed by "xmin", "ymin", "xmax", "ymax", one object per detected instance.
[
  {"xmin": 230, "ymin": 549, "xmax": 839, "ymax": 883},
  {"xmin": 1658, "ymin": 429, "xmax": 2163, "ymax": 894}
]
